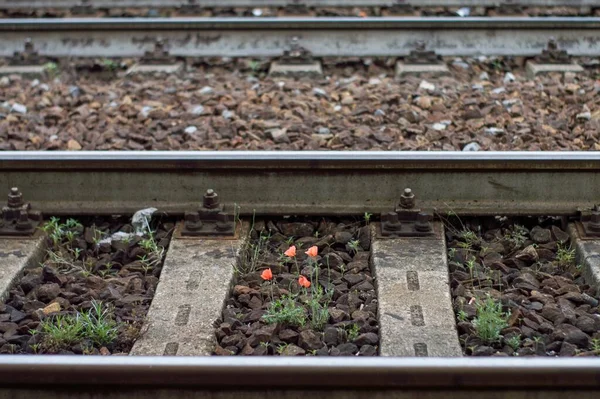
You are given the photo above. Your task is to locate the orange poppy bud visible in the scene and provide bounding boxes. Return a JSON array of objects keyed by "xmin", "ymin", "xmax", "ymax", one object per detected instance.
[
  {"xmin": 284, "ymin": 245, "xmax": 297, "ymax": 257},
  {"xmin": 305, "ymin": 246, "xmax": 318, "ymax": 258},
  {"xmin": 261, "ymin": 268, "xmax": 273, "ymax": 281},
  {"xmin": 298, "ymin": 275, "xmax": 311, "ymax": 288}
]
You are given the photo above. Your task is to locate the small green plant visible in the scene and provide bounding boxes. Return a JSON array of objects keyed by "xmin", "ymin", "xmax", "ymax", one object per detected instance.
[
  {"xmin": 591, "ymin": 338, "xmax": 600, "ymax": 354},
  {"xmin": 248, "ymin": 60, "xmax": 261, "ymax": 74},
  {"xmin": 505, "ymin": 334, "xmax": 521, "ymax": 351},
  {"xmin": 38, "ymin": 300, "xmax": 119, "ymax": 351},
  {"xmin": 305, "ymin": 284, "xmax": 330, "ymax": 331},
  {"xmin": 364, "ymin": 212, "xmax": 372, "ymax": 224},
  {"xmin": 465, "ymin": 258, "xmax": 476, "ymax": 280},
  {"xmin": 347, "ymin": 239, "xmax": 361, "ymax": 255},
  {"xmin": 262, "ymin": 294, "xmax": 307, "ymax": 327},
  {"xmin": 457, "ymin": 310, "xmax": 468, "ymax": 322},
  {"xmin": 102, "ymin": 58, "xmax": 119, "ymax": 71},
  {"xmin": 472, "ymin": 296, "xmax": 510, "ymax": 344},
  {"xmin": 556, "ymin": 244, "xmax": 575, "ymax": 268},
  {"xmin": 504, "ymin": 225, "xmax": 528, "ymax": 248},
  {"xmin": 43, "ymin": 62, "xmax": 59, "ymax": 76},
  {"xmin": 276, "ymin": 343, "xmax": 289, "ymax": 354},
  {"xmin": 347, "ymin": 323, "xmax": 360, "ymax": 341}
]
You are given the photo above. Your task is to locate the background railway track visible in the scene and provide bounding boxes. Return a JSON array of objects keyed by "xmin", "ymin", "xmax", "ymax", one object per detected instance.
[
  {"xmin": 1, "ymin": 0, "xmax": 598, "ymax": 8},
  {"xmin": 1, "ymin": 17, "xmax": 600, "ymax": 57}
]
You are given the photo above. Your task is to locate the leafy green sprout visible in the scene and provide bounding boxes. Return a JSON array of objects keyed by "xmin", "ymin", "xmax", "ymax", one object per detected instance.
[
  {"xmin": 276, "ymin": 343, "xmax": 289, "ymax": 354},
  {"xmin": 457, "ymin": 310, "xmax": 468, "ymax": 322},
  {"xmin": 472, "ymin": 296, "xmax": 510, "ymax": 344},
  {"xmin": 364, "ymin": 212, "xmax": 372, "ymax": 224},
  {"xmin": 347, "ymin": 323, "xmax": 360, "ymax": 342},
  {"xmin": 591, "ymin": 338, "xmax": 600, "ymax": 353},
  {"xmin": 505, "ymin": 334, "xmax": 521, "ymax": 352},
  {"xmin": 43, "ymin": 62, "xmax": 59, "ymax": 76},
  {"xmin": 556, "ymin": 244, "xmax": 576, "ymax": 268},
  {"xmin": 262, "ymin": 293, "xmax": 307, "ymax": 327},
  {"xmin": 504, "ymin": 225, "xmax": 528, "ymax": 248},
  {"xmin": 102, "ymin": 59, "xmax": 119, "ymax": 71},
  {"xmin": 347, "ymin": 239, "xmax": 361, "ymax": 255}
]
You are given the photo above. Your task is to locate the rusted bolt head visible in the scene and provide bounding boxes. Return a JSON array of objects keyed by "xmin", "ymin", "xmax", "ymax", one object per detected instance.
[
  {"xmin": 590, "ymin": 211, "xmax": 600, "ymax": 231},
  {"xmin": 184, "ymin": 212, "xmax": 202, "ymax": 231},
  {"xmin": 203, "ymin": 189, "xmax": 219, "ymax": 209},
  {"xmin": 7, "ymin": 187, "xmax": 23, "ymax": 208},
  {"xmin": 15, "ymin": 210, "xmax": 31, "ymax": 231},
  {"xmin": 215, "ymin": 212, "xmax": 231, "ymax": 232},
  {"xmin": 415, "ymin": 212, "xmax": 432, "ymax": 232},
  {"xmin": 185, "ymin": 212, "xmax": 200, "ymax": 223},
  {"xmin": 400, "ymin": 188, "xmax": 415, "ymax": 209}
]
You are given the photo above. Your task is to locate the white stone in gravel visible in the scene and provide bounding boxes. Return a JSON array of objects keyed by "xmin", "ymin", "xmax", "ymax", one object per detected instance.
[
  {"xmin": 502, "ymin": 98, "xmax": 520, "ymax": 107},
  {"xmin": 419, "ymin": 80, "xmax": 435, "ymax": 92},
  {"xmin": 251, "ymin": 83, "xmax": 260, "ymax": 91},
  {"xmin": 368, "ymin": 78, "xmax": 381, "ymax": 85},
  {"xmin": 312, "ymin": 87, "xmax": 328, "ymax": 98},
  {"xmin": 199, "ymin": 86, "xmax": 213, "ymax": 95},
  {"xmin": 463, "ymin": 142, "xmax": 481, "ymax": 151},
  {"xmin": 221, "ymin": 110, "xmax": 234, "ymax": 119},
  {"xmin": 30, "ymin": 79, "xmax": 39, "ymax": 88},
  {"xmin": 0, "ymin": 101, "xmax": 10, "ymax": 110},
  {"xmin": 484, "ymin": 127, "xmax": 504, "ymax": 136},
  {"xmin": 375, "ymin": 109, "xmax": 386, "ymax": 116},
  {"xmin": 49, "ymin": 134, "xmax": 58, "ymax": 141},
  {"xmin": 10, "ymin": 103, "xmax": 27, "ymax": 115},
  {"xmin": 432, "ymin": 123, "xmax": 446, "ymax": 131},
  {"xmin": 109, "ymin": 101, "xmax": 118, "ymax": 108},
  {"xmin": 140, "ymin": 106, "xmax": 153, "ymax": 118},
  {"xmin": 184, "ymin": 126, "xmax": 198, "ymax": 134},
  {"xmin": 452, "ymin": 59, "xmax": 470, "ymax": 69},
  {"xmin": 492, "ymin": 87, "xmax": 506, "ymax": 94},
  {"xmin": 503, "ymin": 72, "xmax": 516, "ymax": 83},
  {"xmin": 472, "ymin": 84, "xmax": 484, "ymax": 91},
  {"xmin": 252, "ymin": 8, "xmax": 263, "ymax": 16},
  {"xmin": 0, "ymin": 76, "xmax": 9, "ymax": 87},
  {"xmin": 277, "ymin": 81, "xmax": 285, "ymax": 89},
  {"xmin": 269, "ymin": 128, "xmax": 289, "ymax": 143},
  {"xmin": 479, "ymin": 72, "xmax": 490, "ymax": 81},
  {"xmin": 334, "ymin": 105, "xmax": 342, "ymax": 112},
  {"xmin": 456, "ymin": 7, "xmax": 470, "ymax": 17},
  {"xmin": 190, "ymin": 105, "xmax": 205, "ymax": 115},
  {"xmin": 318, "ymin": 127, "xmax": 331, "ymax": 135},
  {"xmin": 577, "ymin": 111, "xmax": 592, "ymax": 121},
  {"xmin": 39, "ymin": 83, "xmax": 49, "ymax": 91}
]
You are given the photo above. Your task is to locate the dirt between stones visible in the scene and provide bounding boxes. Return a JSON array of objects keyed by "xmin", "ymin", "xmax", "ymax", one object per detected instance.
[
  {"xmin": 1, "ymin": 57, "xmax": 599, "ymax": 152},
  {"xmin": 0, "ymin": 216, "xmax": 172, "ymax": 355},
  {"xmin": 213, "ymin": 217, "xmax": 378, "ymax": 356},
  {"xmin": 448, "ymin": 217, "xmax": 600, "ymax": 357}
]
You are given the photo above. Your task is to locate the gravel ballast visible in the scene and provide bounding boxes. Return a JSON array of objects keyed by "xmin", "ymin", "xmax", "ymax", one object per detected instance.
[
  {"xmin": 1, "ymin": 58, "xmax": 599, "ymax": 151},
  {"xmin": 448, "ymin": 217, "xmax": 600, "ymax": 357}
]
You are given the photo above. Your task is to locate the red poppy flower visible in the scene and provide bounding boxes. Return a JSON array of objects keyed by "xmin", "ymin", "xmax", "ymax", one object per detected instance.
[
  {"xmin": 305, "ymin": 246, "xmax": 318, "ymax": 258},
  {"xmin": 284, "ymin": 246, "xmax": 297, "ymax": 257},
  {"xmin": 261, "ymin": 268, "xmax": 273, "ymax": 281},
  {"xmin": 298, "ymin": 275, "xmax": 311, "ymax": 288}
]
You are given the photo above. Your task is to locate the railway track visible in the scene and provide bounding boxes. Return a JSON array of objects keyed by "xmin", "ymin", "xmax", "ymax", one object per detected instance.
[
  {"xmin": 1, "ymin": 0, "xmax": 598, "ymax": 8},
  {"xmin": 1, "ymin": 16, "xmax": 600, "ymax": 57},
  {"xmin": 0, "ymin": 152, "xmax": 599, "ymax": 399}
]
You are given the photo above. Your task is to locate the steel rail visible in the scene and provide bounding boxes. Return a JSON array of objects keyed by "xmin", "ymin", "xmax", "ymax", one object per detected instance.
[
  {"xmin": 0, "ymin": 0, "xmax": 598, "ymax": 9},
  {"xmin": 0, "ymin": 151, "xmax": 599, "ymax": 216},
  {"xmin": 0, "ymin": 356, "xmax": 598, "ymax": 389},
  {"xmin": 1, "ymin": 16, "xmax": 600, "ymax": 57}
]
